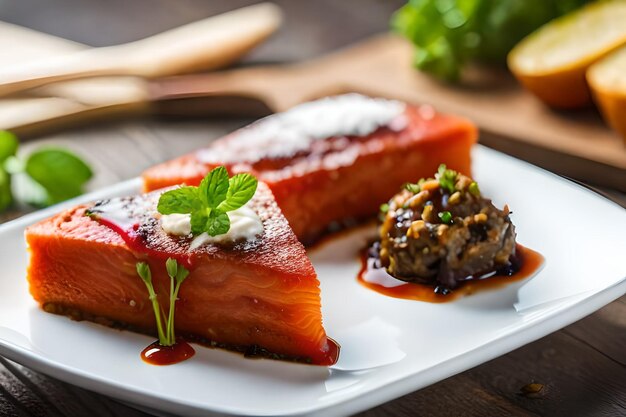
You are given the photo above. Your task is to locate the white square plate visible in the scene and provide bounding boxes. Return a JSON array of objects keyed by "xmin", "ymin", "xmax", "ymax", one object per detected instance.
[{"xmin": 0, "ymin": 146, "xmax": 624, "ymax": 416}]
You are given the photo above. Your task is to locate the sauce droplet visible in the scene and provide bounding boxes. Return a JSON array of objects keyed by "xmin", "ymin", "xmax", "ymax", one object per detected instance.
[
  {"xmin": 141, "ymin": 339, "xmax": 195, "ymax": 366},
  {"xmin": 324, "ymin": 337, "xmax": 341, "ymax": 366},
  {"xmin": 358, "ymin": 244, "xmax": 544, "ymax": 302}
]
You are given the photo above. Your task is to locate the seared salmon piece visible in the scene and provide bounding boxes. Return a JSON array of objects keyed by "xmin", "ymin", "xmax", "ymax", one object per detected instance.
[
  {"xmin": 143, "ymin": 94, "xmax": 477, "ymax": 244},
  {"xmin": 26, "ymin": 183, "xmax": 337, "ymax": 365}
]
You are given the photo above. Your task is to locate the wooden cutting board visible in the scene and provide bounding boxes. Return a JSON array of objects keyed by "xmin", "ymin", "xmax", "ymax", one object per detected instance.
[{"xmin": 0, "ymin": 22, "xmax": 624, "ymax": 190}]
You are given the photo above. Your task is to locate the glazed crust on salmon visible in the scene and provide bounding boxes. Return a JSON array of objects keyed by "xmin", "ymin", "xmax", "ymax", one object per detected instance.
[
  {"xmin": 143, "ymin": 95, "xmax": 477, "ymax": 244},
  {"xmin": 26, "ymin": 183, "xmax": 336, "ymax": 365}
]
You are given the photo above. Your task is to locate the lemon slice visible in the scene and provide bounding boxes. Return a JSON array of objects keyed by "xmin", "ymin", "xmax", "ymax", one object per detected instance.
[
  {"xmin": 508, "ymin": 0, "xmax": 626, "ymax": 109},
  {"xmin": 588, "ymin": 45, "xmax": 626, "ymax": 144}
]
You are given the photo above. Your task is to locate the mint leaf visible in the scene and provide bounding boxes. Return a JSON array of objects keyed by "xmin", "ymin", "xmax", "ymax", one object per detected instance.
[
  {"xmin": 190, "ymin": 209, "xmax": 230, "ymax": 236},
  {"xmin": 158, "ymin": 186, "xmax": 199, "ymax": 214},
  {"xmin": 25, "ymin": 148, "xmax": 92, "ymax": 205},
  {"xmin": 157, "ymin": 166, "xmax": 258, "ymax": 239},
  {"xmin": 206, "ymin": 210, "xmax": 230, "ymax": 236},
  {"xmin": 199, "ymin": 166, "xmax": 229, "ymax": 208},
  {"xmin": 218, "ymin": 173, "xmax": 258, "ymax": 212},
  {"xmin": 0, "ymin": 131, "xmax": 18, "ymax": 163},
  {"xmin": 190, "ymin": 209, "xmax": 209, "ymax": 235}
]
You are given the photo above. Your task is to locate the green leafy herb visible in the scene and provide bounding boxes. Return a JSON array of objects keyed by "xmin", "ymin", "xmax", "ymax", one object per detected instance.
[
  {"xmin": 0, "ymin": 168, "xmax": 11, "ymax": 212},
  {"xmin": 380, "ymin": 203, "xmax": 389, "ymax": 214},
  {"xmin": 436, "ymin": 164, "xmax": 457, "ymax": 194},
  {"xmin": 0, "ymin": 132, "xmax": 18, "ymax": 211},
  {"xmin": 392, "ymin": 0, "xmax": 591, "ymax": 81},
  {"xmin": 219, "ymin": 173, "xmax": 258, "ymax": 212},
  {"xmin": 25, "ymin": 148, "xmax": 93, "ymax": 205},
  {"xmin": 158, "ymin": 166, "xmax": 258, "ymax": 236},
  {"xmin": 136, "ymin": 258, "xmax": 190, "ymax": 347},
  {"xmin": 199, "ymin": 166, "xmax": 229, "ymax": 208},
  {"xmin": 438, "ymin": 210, "xmax": 453, "ymax": 224},
  {"xmin": 0, "ymin": 131, "xmax": 18, "ymax": 163},
  {"xmin": 157, "ymin": 186, "xmax": 200, "ymax": 214},
  {"xmin": 0, "ymin": 130, "xmax": 93, "ymax": 211}
]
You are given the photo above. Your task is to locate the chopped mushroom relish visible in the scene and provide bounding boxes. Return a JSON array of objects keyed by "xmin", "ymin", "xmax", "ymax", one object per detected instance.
[{"xmin": 378, "ymin": 165, "xmax": 517, "ymax": 289}]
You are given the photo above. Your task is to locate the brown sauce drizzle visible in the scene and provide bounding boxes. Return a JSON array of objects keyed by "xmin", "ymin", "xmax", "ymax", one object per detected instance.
[
  {"xmin": 141, "ymin": 339, "xmax": 196, "ymax": 366},
  {"xmin": 358, "ymin": 244, "xmax": 544, "ymax": 302}
]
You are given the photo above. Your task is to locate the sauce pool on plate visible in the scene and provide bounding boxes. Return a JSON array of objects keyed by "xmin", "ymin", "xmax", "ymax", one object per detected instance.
[
  {"xmin": 141, "ymin": 339, "xmax": 196, "ymax": 366},
  {"xmin": 358, "ymin": 244, "xmax": 544, "ymax": 302}
]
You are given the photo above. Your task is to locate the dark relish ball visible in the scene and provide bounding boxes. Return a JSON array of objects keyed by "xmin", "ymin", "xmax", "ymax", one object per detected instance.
[{"xmin": 378, "ymin": 165, "xmax": 516, "ymax": 289}]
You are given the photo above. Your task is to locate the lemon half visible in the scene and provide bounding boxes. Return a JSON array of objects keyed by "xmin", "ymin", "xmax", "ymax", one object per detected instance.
[
  {"xmin": 588, "ymin": 46, "xmax": 626, "ymax": 144},
  {"xmin": 508, "ymin": 0, "xmax": 626, "ymax": 109}
]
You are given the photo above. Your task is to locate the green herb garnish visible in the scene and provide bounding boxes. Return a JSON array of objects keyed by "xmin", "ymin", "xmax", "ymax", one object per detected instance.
[
  {"xmin": 24, "ymin": 148, "xmax": 93, "ymax": 205},
  {"xmin": 0, "ymin": 130, "xmax": 93, "ymax": 210},
  {"xmin": 0, "ymin": 131, "xmax": 18, "ymax": 211},
  {"xmin": 392, "ymin": 0, "xmax": 591, "ymax": 81},
  {"xmin": 468, "ymin": 181, "xmax": 480, "ymax": 196},
  {"xmin": 436, "ymin": 164, "xmax": 457, "ymax": 194},
  {"xmin": 380, "ymin": 203, "xmax": 389, "ymax": 214},
  {"xmin": 438, "ymin": 211, "xmax": 453, "ymax": 224},
  {"xmin": 404, "ymin": 183, "xmax": 420, "ymax": 194},
  {"xmin": 136, "ymin": 258, "xmax": 190, "ymax": 347},
  {"xmin": 158, "ymin": 166, "xmax": 257, "ymax": 236},
  {"xmin": 136, "ymin": 262, "xmax": 167, "ymax": 344}
]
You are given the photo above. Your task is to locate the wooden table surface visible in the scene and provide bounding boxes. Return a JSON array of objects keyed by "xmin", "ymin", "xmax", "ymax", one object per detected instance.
[{"xmin": 0, "ymin": 1, "xmax": 624, "ymax": 416}]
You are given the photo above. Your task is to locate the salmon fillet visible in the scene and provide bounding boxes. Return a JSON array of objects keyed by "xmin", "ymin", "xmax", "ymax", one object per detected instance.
[
  {"xmin": 143, "ymin": 95, "xmax": 477, "ymax": 244},
  {"xmin": 26, "ymin": 183, "xmax": 336, "ymax": 365}
]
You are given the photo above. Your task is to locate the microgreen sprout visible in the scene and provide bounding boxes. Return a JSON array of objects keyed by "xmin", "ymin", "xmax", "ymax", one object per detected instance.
[
  {"xmin": 135, "ymin": 258, "xmax": 190, "ymax": 347},
  {"xmin": 136, "ymin": 262, "xmax": 167, "ymax": 345},
  {"xmin": 165, "ymin": 258, "xmax": 190, "ymax": 345}
]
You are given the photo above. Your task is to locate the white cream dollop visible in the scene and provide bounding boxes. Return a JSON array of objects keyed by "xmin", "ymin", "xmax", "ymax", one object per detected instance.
[
  {"xmin": 160, "ymin": 205, "xmax": 264, "ymax": 249},
  {"xmin": 160, "ymin": 213, "xmax": 192, "ymax": 236}
]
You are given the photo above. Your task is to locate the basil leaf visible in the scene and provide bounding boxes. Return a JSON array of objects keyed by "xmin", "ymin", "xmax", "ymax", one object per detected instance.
[
  {"xmin": 218, "ymin": 173, "xmax": 258, "ymax": 212},
  {"xmin": 0, "ymin": 131, "xmax": 18, "ymax": 163},
  {"xmin": 190, "ymin": 209, "xmax": 209, "ymax": 235},
  {"xmin": 206, "ymin": 210, "xmax": 230, "ymax": 236},
  {"xmin": 199, "ymin": 166, "xmax": 229, "ymax": 208},
  {"xmin": 158, "ymin": 186, "xmax": 199, "ymax": 214},
  {"xmin": 25, "ymin": 148, "xmax": 92, "ymax": 205}
]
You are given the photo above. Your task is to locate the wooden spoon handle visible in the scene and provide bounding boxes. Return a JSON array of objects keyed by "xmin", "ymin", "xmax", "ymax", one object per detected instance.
[{"xmin": 0, "ymin": 3, "xmax": 282, "ymax": 96}]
